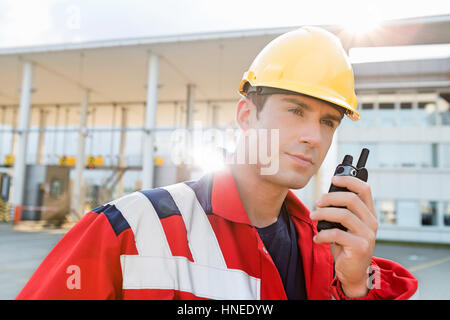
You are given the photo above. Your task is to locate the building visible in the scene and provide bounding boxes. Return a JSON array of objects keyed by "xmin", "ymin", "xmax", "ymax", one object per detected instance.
[
  {"xmin": 339, "ymin": 58, "xmax": 450, "ymax": 243},
  {"xmin": 0, "ymin": 15, "xmax": 449, "ymax": 243}
]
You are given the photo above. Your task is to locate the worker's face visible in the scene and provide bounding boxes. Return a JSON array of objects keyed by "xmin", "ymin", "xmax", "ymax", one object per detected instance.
[{"xmin": 236, "ymin": 93, "xmax": 342, "ymax": 189}]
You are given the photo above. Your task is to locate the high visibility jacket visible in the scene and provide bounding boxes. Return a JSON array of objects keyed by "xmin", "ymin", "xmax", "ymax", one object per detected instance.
[{"xmin": 17, "ymin": 166, "xmax": 418, "ymax": 300}]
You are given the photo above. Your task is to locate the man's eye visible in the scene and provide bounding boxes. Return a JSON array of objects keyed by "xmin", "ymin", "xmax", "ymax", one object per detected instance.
[
  {"xmin": 322, "ymin": 119, "xmax": 335, "ymax": 128},
  {"xmin": 289, "ymin": 108, "xmax": 303, "ymax": 116}
]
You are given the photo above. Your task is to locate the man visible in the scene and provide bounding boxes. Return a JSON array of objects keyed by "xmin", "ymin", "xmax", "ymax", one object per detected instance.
[{"xmin": 17, "ymin": 26, "xmax": 418, "ymax": 300}]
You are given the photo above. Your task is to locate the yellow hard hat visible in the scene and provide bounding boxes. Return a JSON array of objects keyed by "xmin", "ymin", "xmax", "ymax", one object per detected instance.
[{"xmin": 238, "ymin": 26, "xmax": 360, "ymax": 121}]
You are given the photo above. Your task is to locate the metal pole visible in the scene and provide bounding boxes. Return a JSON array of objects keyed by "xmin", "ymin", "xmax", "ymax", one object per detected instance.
[
  {"xmin": 53, "ymin": 105, "xmax": 60, "ymax": 164},
  {"xmin": 37, "ymin": 108, "xmax": 47, "ymax": 164},
  {"xmin": 110, "ymin": 103, "xmax": 117, "ymax": 166},
  {"xmin": 117, "ymin": 107, "xmax": 127, "ymax": 196},
  {"xmin": 63, "ymin": 106, "xmax": 70, "ymax": 156},
  {"xmin": 185, "ymin": 84, "xmax": 195, "ymax": 169},
  {"xmin": 71, "ymin": 89, "xmax": 89, "ymax": 220},
  {"xmin": 11, "ymin": 107, "xmax": 18, "ymax": 156},
  {"xmin": 142, "ymin": 53, "xmax": 159, "ymax": 190},
  {"xmin": 0, "ymin": 106, "xmax": 5, "ymax": 159},
  {"xmin": 186, "ymin": 84, "xmax": 195, "ymax": 128},
  {"xmin": 11, "ymin": 61, "xmax": 33, "ymax": 214},
  {"xmin": 89, "ymin": 106, "xmax": 96, "ymax": 156}
]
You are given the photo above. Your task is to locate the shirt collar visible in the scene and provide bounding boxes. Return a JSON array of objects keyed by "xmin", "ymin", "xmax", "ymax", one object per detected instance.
[{"xmin": 210, "ymin": 165, "xmax": 313, "ymax": 226}]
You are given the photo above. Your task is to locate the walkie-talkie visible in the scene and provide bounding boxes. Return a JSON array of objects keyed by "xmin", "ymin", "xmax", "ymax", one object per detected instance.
[{"xmin": 316, "ymin": 148, "xmax": 370, "ymax": 232}]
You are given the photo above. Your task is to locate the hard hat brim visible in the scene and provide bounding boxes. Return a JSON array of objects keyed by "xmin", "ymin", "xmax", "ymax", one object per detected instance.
[{"xmin": 239, "ymin": 79, "xmax": 360, "ymax": 121}]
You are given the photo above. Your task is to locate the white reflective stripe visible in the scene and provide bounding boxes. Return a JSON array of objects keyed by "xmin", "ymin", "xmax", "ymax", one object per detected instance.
[
  {"xmin": 121, "ymin": 255, "xmax": 261, "ymax": 300},
  {"xmin": 109, "ymin": 192, "xmax": 171, "ymax": 257},
  {"xmin": 162, "ymin": 183, "xmax": 226, "ymax": 269}
]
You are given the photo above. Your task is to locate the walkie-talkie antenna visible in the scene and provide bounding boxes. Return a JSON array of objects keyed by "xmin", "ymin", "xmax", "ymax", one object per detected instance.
[
  {"xmin": 356, "ymin": 148, "xmax": 370, "ymax": 168},
  {"xmin": 342, "ymin": 155, "xmax": 353, "ymax": 166}
]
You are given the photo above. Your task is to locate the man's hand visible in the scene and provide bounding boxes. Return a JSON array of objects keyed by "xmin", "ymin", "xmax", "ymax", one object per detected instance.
[{"xmin": 309, "ymin": 175, "xmax": 378, "ymax": 298}]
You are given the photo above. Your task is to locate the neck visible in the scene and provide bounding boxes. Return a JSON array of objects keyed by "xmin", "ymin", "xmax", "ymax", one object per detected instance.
[{"xmin": 229, "ymin": 163, "xmax": 288, "ymax": 228}]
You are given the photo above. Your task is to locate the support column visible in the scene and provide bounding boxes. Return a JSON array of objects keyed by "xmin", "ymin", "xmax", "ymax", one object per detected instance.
[
  {"xmin": 0, "ymin": 106, "xmax": 6, "ymax": 155},
  {"xmin": 11, "ymin": 61, "xmax": 33, "ymax": 214},
  {"xmin": 117, "ymin": 107, "xmax": 128, "ymax": 196},
  {"xmin": 186, "ymin": 84, "xmax": 195, "ymax": 128},
  {"xmin": 62, "ymin": 106, "xmax": 70, "ymax": 156},
  {"xmin": 53, "ymin": 105, "xmax": 60, "ymax": 163},
  {"xmin": 185, "ymin": 84, "xmax": 196, "ymax": 170},
  {"xmin": 142, "ymin": 53, "xmax": 159, "ymax": 190},
  {"xmin": 71, "ymin": 89, "xmax": 89, "ymax": 220},
  {"xmin": 109, "ymin": 103, "xmax": 117, "ymax": 166},
  {"xmin": 37, "ymin": 108, "xmax": 47, "ymax": 164}
]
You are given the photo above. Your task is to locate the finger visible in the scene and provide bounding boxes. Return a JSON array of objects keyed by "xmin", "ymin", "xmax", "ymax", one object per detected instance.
[
  {"xmin": 316, "ymin": 192, "xmax": 378, "ymax": 232},
  {"xmin": 331, "ymin": 175, "xmax": 376, "ymax": 216},
  {"xmin": 314, "ymin": 228, "xmax": 366, "ymax": 251},
  {"xmin": 310, "ymin": 207, "xmax": 373, "ymax": 238}
]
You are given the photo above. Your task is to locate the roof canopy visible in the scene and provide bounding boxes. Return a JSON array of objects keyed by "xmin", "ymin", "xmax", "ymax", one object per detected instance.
[{"xmin": 0, "ymin": 15, "xmax": 449, "ymax": 107}]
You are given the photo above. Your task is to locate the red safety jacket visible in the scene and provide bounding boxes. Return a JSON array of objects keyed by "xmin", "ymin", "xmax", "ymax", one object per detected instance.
[{"xmin": 17, "ymin": 166, "xmax": 418, "ymax": 300}]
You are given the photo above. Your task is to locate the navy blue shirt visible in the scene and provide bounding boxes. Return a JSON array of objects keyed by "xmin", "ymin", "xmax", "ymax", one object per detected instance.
[{"xmin": 255, "ymin": 202, "xmax": 307, "ymax": 300}]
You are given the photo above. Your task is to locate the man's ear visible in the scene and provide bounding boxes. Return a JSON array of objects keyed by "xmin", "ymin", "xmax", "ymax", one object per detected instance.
[{"xmin": 236, "ymin": 98, "xmax": 253, "ymax": 131}]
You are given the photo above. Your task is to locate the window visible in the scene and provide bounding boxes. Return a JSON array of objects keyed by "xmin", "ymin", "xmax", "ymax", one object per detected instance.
[
  {"xmin": 437, "ymin": 94, "xmax": 450, "ymax": 125},
  {"xmin": 443, "ymin": 144, "xmax": 450, "ymax": 168},
  {"xmin": 359, "ymin": 103, "xmax": 376, "ymax": 127},
  {"xmin": 431, "ymin": 143, "xmax": 438, "ymax": 168},
  {"xmin": 378, "ymin": 143, "xmax": 398, "ymax": 168},
  {"xmin": 398, "ymin": 144, "xmax": 418, "ymax": 168},
  {"xmin": 417, "ymin": 144, "xmax": 433, "ymax": 168},
  {"xmin": 397, "ymin": 200, "xmax": 420, "ymax": 227},
  {"xmin": 0, "ymin": 174, "xmax": 11, "ymax": 201},
  {"xmin": 444, "ymin": 202, "xmax": 450, "ymax": 226},
  {"xmin": 399, "ymin": 102, "xmax": 415, "ymax": 126},
  {"xmin": 400, "ymin": 102, "xmax": 412, "ymax": 108},
  {"xmin": 49, "ymin": 179, "xmax": 63, "ymax": 198},
  {"xmin": 379, "ymin": 200, "xmax": 396, "ymax": 225},
  {"xmin": 378, "ymin": 103, "xmax": 396, "ymax": 127},
  {"xmin": 418, "ymin": 102, "xmax": 437, "ymax": 126},
  {"xmin": 421, "ymin": 201, "xmax": 437, "ymax": 226},
  {"xmin": 377, "ymin": 143, "xmax": 435, "ymax": 168}
]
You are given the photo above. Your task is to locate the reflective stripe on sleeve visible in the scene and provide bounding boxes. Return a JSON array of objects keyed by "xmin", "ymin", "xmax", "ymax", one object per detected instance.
[
  {"xmin": 162, "ymin": 183, "xmax": 227, "ymax": 269},
  {"xmin": 109, "ymin": 192, "xmax": 172, "ymax": 257}
]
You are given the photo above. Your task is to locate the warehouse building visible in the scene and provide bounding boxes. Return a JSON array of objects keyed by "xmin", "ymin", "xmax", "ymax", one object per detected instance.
[{"xmin": 0, "ymin": 15, "xmax": 449, "ymax": 243}]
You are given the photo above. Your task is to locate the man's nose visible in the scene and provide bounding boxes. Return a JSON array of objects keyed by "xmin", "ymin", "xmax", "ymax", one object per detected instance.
[{"xmin": 297, "ymin": 121, "xmax": 322, "ymax": 147}]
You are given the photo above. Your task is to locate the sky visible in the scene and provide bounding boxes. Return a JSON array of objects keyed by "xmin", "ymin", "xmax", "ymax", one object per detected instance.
[{"xmin": 0, "ymin": 0, "xmax": 449, "ymax": 49}]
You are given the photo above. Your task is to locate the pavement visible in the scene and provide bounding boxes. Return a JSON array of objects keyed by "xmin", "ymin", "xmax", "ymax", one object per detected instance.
[
  {"xmin": 373, "ymin": 241, "xmax": 450, "ymax": 300},
  {"xmin": 1, "ymin": 222, "xmax": 450, "ymax": 300},
  {"xmin": 0, "ymin": 223, "xmax": 66, "ymax": 300}
]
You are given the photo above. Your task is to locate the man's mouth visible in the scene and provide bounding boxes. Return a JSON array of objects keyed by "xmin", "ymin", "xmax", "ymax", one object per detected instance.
[{"xmin": 286, "ymin": 153, "xmax": 314, "ymax": 167}]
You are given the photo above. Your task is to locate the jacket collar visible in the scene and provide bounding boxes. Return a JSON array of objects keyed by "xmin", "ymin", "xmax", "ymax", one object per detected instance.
[{"xmin": 210, "ymin": 165, "xmax": 313, "ymax": 226}]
